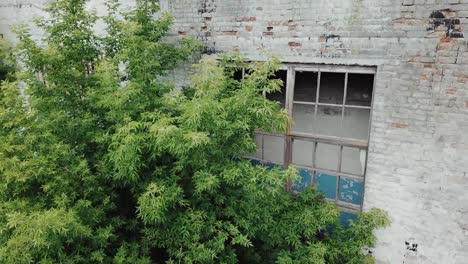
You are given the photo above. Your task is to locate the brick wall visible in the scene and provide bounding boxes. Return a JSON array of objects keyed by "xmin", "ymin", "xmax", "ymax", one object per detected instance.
[
  {"xmin": 1, "ymin": 0, "xmax": 468, "ymax": 263},
  {"xmin": 159, "ymin": 1, "xmax": 468, "ymax": 263}
]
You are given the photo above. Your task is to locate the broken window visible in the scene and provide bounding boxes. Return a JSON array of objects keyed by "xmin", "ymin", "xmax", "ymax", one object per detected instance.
[
  {"xmin": 249, "ymin": 65, "xmax": 375, "ymax": 212},
  {"xmin": 266, "ymin": 69, "xmax": 287, "ymax": 108},
  {"xmin": 290, "ymin": 69, "xmax": 374, "ymax": 211}
]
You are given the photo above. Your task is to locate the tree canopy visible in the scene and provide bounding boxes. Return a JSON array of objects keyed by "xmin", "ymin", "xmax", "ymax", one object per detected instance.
[{"xmin": 0, "ymin": 0, "xmax": 389, "ymax": 263}]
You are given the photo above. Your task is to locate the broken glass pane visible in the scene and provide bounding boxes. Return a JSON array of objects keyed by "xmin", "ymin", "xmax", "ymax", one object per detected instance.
[
  {"xmin": 233, "ymin": 68, "xmax": 244, "ymax": 81},
  {"xmin": 341, "ymin": 147, "xmax": 366, "ymax": 176},
  {"xmin": 346, "ymin": 73, "xmax": 374, "ymax": 106},
  {"xmin": 342, "ymin": 108, "xmax": 370, "ymax": 140},
  {"xmin": 294, "ymin": 71, "xmax": 318, "ymax": 102},
  {"xmin": 319, "ymin": 72, "xmax": 345, "ymax": 104},
  {"xmin": 292, "ymin": 139, "xmax": 315, "ymax": 167},
  {"xmin": 266, "ymin": 70, "xmax": 287, "ymax": 108}
]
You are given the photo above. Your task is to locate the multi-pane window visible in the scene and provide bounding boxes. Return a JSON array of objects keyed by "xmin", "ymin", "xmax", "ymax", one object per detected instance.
[{"xmin": 248, "ymin": 65, "xmax": 375, "ymax": 213}]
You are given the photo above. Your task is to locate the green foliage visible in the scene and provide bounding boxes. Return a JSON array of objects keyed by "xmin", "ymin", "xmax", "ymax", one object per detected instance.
[{"xmin": 0, "ymin": 0, "xmax": 389, "ymax": 263}]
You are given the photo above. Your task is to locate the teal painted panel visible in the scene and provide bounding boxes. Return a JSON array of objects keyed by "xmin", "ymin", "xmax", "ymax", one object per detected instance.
[
  {"xmin": 339, "ymin": 211, "xmax": 358, "ymax": 227},
  {"xmin": 316, "ymin": 172, "xmax": 337, "ymax": 199},
  {"xmin": 293, "ymin": 168, "xmax": 312, "ymax": 192},
  {"xmin": 339, "ymin": 178, "xmax": 364, "ymax": 205}
]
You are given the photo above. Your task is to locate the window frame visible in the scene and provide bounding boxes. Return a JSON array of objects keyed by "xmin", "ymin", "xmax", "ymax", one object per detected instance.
[{"xmin": 247, "ymin": 63, "xmax": 377, "ymax": 213}]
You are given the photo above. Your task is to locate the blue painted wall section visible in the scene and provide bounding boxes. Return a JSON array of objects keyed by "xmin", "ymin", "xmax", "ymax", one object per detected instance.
[
  {"xmin": 339, "ymin": 178, "xmax": 364, "ymax": 205},
  {"xmin": 339, "ymin": 211, "xmax": 358, "ymax": 227},
  {"xmin": 249, "ymin": 159, "xmax": 360, "ymax": 226},
  {"xmin": 292, "ymin": 168, "xmax": 312, "ymax": 192},
  {"xmin": 315, "ymin": 172, "xmax": 337, "ymax": 200}
]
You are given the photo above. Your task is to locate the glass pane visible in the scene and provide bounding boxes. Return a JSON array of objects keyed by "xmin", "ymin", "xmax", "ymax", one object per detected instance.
[
  {"xmin": 319, "ymin": 72, "xmax": 345, "ymax": 104},
  {"xmin": 292, "ymin": 139, "xmax": 315, "ymax": 167},
  {"xmin": 293, "ymin": 168, "xmax": 312, "ymax": 192},
  {"xmin": 266, "ymin": 70, "xmax": 287, "ymax": 108},
  {"xmin": 263, "ymin": 135, "xmax": 285, "ymax": 164},
  {"xmin": 341, "ymin": 147, "xmax": 366, "ymax": 176},
  {"xmin": 314, "ymin": 105, "xmax": 342, "ymax": 137},
  {"xmin": 254, "ymin": 133, "xmax": 263, "ymax": 160},
  {"xmin": 316, "ymin": 143, "xmax": 339, "ymax": 171},
  {"xmin": 292, "ymin": 103, "xmax": 315, "ymax": 133},
  {"xmin": 339, "ymin": 177, "xmax": 364, "ymax": 205},
  {"xmin": 342, "ymin": 108, "xmax": 370, "ymax": 140},
  {"xmin": 294, "ymin": 71, "xmax": 318, "ymax": 102},
  {"xmin": 316, "ymin": 172, "xmax": 337, "ymax": 199},
  {"xmin": 346, "ymin": 73, "xmax": 374, "ymax": 106}
]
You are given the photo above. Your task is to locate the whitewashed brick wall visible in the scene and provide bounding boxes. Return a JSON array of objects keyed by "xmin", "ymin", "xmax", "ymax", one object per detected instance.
[{"xmin": 1, "ymin": 0, "xmax": 468, "ymax": 263}]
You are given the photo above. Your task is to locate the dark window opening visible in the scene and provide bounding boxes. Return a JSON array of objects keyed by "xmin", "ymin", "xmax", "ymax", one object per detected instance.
[
  {"xmin": 266, "ymin": 70, "xmax": 287, "ymax": 108},
  {"xmin": 319, "ymin": 72, "xmax": 345, "ymax": 104},
  {"xmin": 346, "ymin": 73, "xmax": 374, "ymax": 106},
  {"xmin": 294, "ymin": 71, "xmax": 317, "ymax": 102},
  {"xmin": 233, "ymin": 68, "xmax": 244, "ymax": 82}
]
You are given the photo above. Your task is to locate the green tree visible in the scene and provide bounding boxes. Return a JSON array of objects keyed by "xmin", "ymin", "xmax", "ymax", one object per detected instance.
[{"xmin": 0, "ymin": 0, "xmax": 389, "ymax": 263}]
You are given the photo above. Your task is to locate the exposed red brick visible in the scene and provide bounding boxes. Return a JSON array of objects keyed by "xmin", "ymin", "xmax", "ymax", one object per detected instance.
[
  {"xmin": 245, "ymin": 25, "xmax": 253, "ymax": 32},
  {"xmin": 262, "ymin": 31, "xmax": 274, "ymax": 36},
  {"xmin": 288, "ymin": 42, "xmax": 302, "ymax": 47},
  {"xmin": 178, "ymin": 31, "xmax": 187, "ymax": 36},
  {"xmin": 465, "ymin": 102, "xmax": 468, "ymax": 109},
  {"xmin": 391, "ymin": 122, "xmax": 409, "ymax": 129},
  {"xmin": 446, "ymin": 88, "xmax": 457, "ymax": 95},
  {"xmin": 236, "ymin": 17, "xmax": 256, "ymax": 22},
  {"xmin": 407, "ymin": 56, "xmax": 418, "ymax": 63},
  {"xmin": 223, "ymin": 31, "xmax": 238, "ymax": 36}
]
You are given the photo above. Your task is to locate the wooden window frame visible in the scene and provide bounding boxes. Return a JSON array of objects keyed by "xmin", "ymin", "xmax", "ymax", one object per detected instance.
[{"xmin": 246, "ymin": 63, "xmax": 377, "ymax": 213}]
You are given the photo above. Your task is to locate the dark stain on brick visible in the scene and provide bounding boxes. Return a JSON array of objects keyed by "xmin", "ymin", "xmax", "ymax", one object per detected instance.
[
  {"xmin": 430, "ymin": 11, "xmax": 445, "ymax": 19},
  {"xmin": 202, "ymin": 46, "xmax": 217, "ymax": 55},
  {"xmin": 267, "ymin": 26, "xmax": 274, "ymax": 31},
  {"xmin": 428, "ymin": 9, "xmax": 464, "ymax": 38},
  {"xmin": 405, "ymin": 241, "xmax": 418, "ymax": 252},
  {"xmin": 321, "ymin": 34, "xmax": 341, "ymax": 41}
]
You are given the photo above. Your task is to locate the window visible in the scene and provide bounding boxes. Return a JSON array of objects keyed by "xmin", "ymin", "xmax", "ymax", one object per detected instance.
[{"xmin": 248, "ymin": 64, "xmax": 375, "ymax": 212}]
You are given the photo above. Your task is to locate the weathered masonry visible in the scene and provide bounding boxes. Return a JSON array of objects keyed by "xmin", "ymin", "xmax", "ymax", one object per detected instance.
[{"xmin": 1, "ymin": 0, "xmax": 468, "ymax": 263}]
